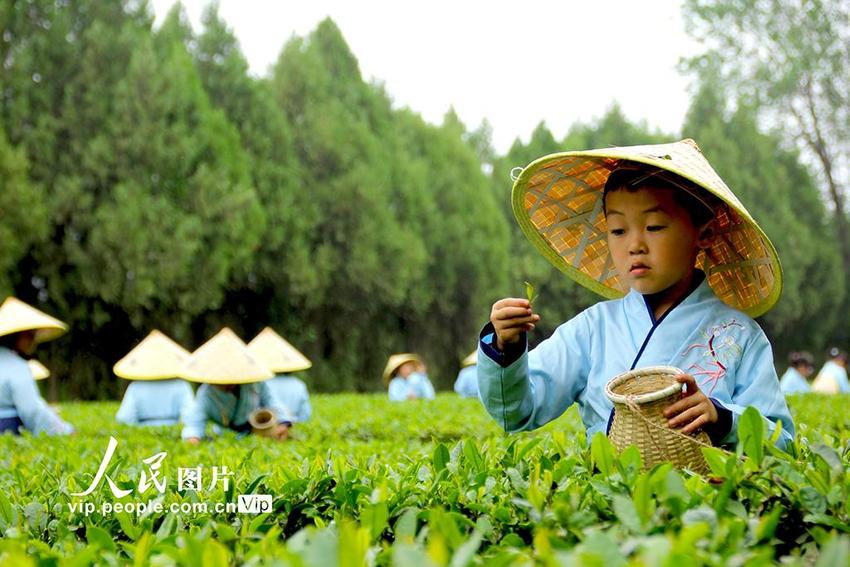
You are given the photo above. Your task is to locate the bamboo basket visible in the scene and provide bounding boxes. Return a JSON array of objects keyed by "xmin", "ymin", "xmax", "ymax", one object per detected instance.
[
  {"xmin": 605, "ymin": 366, "xmax": 711, "ymax": 474},
  {"xmin": 248, "ymin": 408, "xmax": 278, "ymax": 437}
]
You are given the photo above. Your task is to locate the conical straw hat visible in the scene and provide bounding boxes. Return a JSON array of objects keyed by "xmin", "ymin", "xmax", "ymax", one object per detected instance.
[
  {"xmin": 511, "ymin": 139, "xmax": 782, "ymax": 317},
  {"xmin": 28, "ymin": 359, "xmax": 50, "ymax": 380},
  {"xmin": 181, "ymin": 328, "xmax": 273, "ymax": 385},
  {"xmin": 0, "ymin": 297, "xmax": 67, "ymax": 344},
  {"xmin": 113, "ymin": 330, "xmax": 191, "ymax": 380},
  {"xmin": 382, "ymin": 353, "xmax": 422, "ymax": 384},
  {"xmin": 461, "ymin": 350, "xmax": 477, "ymax": 368},
  {"xmin": 247, "ymin": 327, "xmax": 312, "ymax": 373}
]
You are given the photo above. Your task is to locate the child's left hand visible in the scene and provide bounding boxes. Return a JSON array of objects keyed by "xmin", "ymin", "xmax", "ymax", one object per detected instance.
[{"xmin": 662, "ymin": 374, "xmax": 718, "ymax": 434}]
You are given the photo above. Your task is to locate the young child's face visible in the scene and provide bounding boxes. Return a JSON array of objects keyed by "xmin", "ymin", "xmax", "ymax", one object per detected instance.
[
  {"xmin": 605, "ymin": 185, "xmax": 705, "ymax": 296},
  {"xmin": 397, "ymin": 361, "xmax": 416, "ymax": 378}
]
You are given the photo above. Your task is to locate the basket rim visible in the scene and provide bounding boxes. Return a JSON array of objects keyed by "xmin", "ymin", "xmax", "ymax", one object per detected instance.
[{"xmin": 605, "ymin": 365, "xmax": 685, "ymax": 405}]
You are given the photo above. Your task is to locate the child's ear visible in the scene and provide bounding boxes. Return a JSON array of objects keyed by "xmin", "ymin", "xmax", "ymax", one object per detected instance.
[{"xmin": 697, "ymin": 219, "xmax": 717, "ymax": 249}]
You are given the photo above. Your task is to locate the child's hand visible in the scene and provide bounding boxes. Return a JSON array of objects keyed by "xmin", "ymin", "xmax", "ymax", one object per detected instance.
[
  {"xmin": 185, "ymin": 436, "xmax": 201, "ymax": 445},
  {"xmin": 663, "ymin": 374, "xmax": 718, "ymax": 433},
  {"xmin": 490, "ymin": 298, "xmax": 540, "ymax": 351}
]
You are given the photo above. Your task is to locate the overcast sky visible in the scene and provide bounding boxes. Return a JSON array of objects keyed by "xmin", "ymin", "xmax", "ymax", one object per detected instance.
[{"xmin": 150, "ymin": 1, "xmax": 701, "ymax": 153}]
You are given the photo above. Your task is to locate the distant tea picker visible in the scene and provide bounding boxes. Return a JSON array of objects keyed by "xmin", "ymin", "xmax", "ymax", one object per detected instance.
[
  {"xmin": 114, "ymin": 330, "xmax": 195, "ymax": 426},
  {"xmin": 180, "ymin": 328, "xmax": 293, "ymax": 443},
  {"xmin": 453, "ymin": 350, "xmax": 479, "ymax": 398},
  {"xmin": 383, "ymin": 353, "xmax": 435, "ymax": 401},
  {"xmin": 248, "ymin": 327, "xmax": 312, "ymax": 423},
  {"xmin": 0, "ymin": 297, "xmax": 74, "ymax": 435}
]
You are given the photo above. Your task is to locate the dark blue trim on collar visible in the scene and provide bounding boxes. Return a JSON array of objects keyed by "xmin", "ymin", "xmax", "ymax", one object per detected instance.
[{"xmin": 630, "ymin": 271, "xmax": 706, "ymax": 370}]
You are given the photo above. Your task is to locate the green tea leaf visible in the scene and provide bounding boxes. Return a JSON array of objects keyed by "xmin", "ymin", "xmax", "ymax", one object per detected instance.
[
  {"xmin": 523, "ymin": 281, "xmax": 539, "ymax": 305},
  {"xmin": 433, "ymin": 443, "xmax": 450, "ymax": 472},
  {"xmin": 590, "ymin": 433, "xmax": 616, "ymax": 476},
  {"xmin": 86, "ymin": 523, "xmax": 116, "ymax": 553},
  {"xmin": 739, "ymin": 406, "xmax": 765, "ymax": 466}
]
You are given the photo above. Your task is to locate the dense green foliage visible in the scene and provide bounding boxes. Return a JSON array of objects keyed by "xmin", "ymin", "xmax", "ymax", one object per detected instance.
[
  {"xmin": 1, "ymin": 394, "xmax": 849, "ymax": 564},
  {"xmin": 0, "ymin": 0, "xmax": 846, "ymax": 397}
]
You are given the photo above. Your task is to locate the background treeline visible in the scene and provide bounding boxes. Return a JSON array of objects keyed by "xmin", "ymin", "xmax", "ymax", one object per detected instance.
[{"xmin": 0, "ymin": 0, "xmax": 847, "ymax": 399}]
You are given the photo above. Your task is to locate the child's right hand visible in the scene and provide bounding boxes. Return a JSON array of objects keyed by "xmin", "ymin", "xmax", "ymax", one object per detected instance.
[{"xmin": 490, "ymin": 298, "xmax": 540, "ymax": 351}]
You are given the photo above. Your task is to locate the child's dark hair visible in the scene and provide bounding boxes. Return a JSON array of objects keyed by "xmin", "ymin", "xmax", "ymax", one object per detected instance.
[
  {"xmin": 788, "ymin": 351, "xmax": 814, "ymax": 369},
  {"xmin": 603, "ymin": 166, "xmax": 717, "ymax": 227}
]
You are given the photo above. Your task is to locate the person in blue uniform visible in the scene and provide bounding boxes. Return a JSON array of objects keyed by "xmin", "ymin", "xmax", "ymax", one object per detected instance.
[
  {"xmin": 479, "ymin": 140, "xmax": 794, "ymax": 449},
  {"xmin": 454, "ymin": 351, "xmax": 479, "ymax": 398},
  {"xmin": 0, "ymin": 297, "xmax": 74, "ymax": 435},
  {"xmin": 114, "ymin": 330, "xmax": 195, "ymax": 426},
  {"xmin": 778, "ymin": 351, "xmax": 814, "ymax": 395},
  {"xmin": 181, "ymin": 328, "xmax": 292, "ymax": 443},
  {"xmin": 384, "ymin": 353, "xmax": 435, "ymax": 401},
  {"xmin": 247, "ymin": 327, "xmax": 312, "ymax": 423},
  {"xmin": 811, "ymin": 348, "xmax": 850, "ymax": 394}
]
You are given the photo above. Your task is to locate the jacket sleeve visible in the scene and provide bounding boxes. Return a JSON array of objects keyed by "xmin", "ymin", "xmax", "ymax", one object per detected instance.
[
  {"xmin": 297, "ymin": 381, "xmax": 311, "ymax": 422},
  {"xmin": 10, "ymin": 362, "xmax": 73, "ymax": 435},
  {"xmin": 260, "ymin": 381, "xmax": 294, "ymax": 424},
  {"xmin": 717, "ymin": 326, "xmax": 795, "ymax": 449},
  {"xmin": 180, "ymin": 386, "xmax": 209, "ymax": 439},
  {"xmin": 477, "ymin": 312, "xmax": 591, "ymax": 433},
  {"xmin": 387, "ymin": 378, "xmax": 406, "ymax": 401}
]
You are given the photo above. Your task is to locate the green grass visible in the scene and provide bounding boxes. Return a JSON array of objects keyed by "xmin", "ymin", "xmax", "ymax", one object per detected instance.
[{"xmin": 0, "ymin": 393, "xmax": 849, "ymax": 565}]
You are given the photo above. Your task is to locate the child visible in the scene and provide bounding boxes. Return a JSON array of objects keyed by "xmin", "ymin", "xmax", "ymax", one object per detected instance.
[
  {"xmin": 453, "ymin": 350, "xmax": 479, "ymax": 398},
  {"xmin": 114, "ymin": 330, "xmax": 195, "ymax": 426},
  {"xmin": 247, "ymin": 327, "xmax": 312, "ymax": 423},
  {"xmin": 0, "ymin": 297, "xmax": 74, "ymax": 435},
  {"xmin": 384, "ymin": 354, "xmax": 435, "ymax": 401},
  {"xmin": 480, "ymin": 139, "xmax": 794, "ymax": 449},
  {"xmin": 779, "ymin": 351, "xmax": 814, "ymax": 394},
  {"xmin": 181, "ymin": 328, "xmax": 293, "ymax": 443},
  {"xmin": 811, "ymin": 348, "xmax": 849, "ymax": 394}
]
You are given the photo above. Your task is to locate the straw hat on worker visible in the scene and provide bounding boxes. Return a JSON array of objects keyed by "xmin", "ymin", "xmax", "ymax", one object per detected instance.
[
  {"xmin": 180, "ymin": 328, "xmax": 293, "ymax": 442},
  {"xmin": 113, "ymin": 330, "xmax": 195, "ymax": 426},
  {"xmin": 511, "ymin": 138, "xmax": 781, "ymax": 317},
  {"xmin": 248, "ymin": 327, "xmax": 313, "ymax": 423},
  {"xmin": 0, "ymin": 297, "xmax": 73, "ymax": 435}
]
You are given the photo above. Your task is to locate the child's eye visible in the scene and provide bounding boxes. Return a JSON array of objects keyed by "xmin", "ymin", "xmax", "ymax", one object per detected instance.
[
  {"xmin": 609, "ymin": 228, "xmax": 625, "ymax": 236},
  {"xmin": 647, "ymin": 225, "xmax": 666, "ymax": 232}
]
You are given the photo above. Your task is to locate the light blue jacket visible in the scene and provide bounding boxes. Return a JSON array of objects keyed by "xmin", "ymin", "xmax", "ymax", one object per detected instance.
[
  {"xmin": 814, "ymin": 360, "xmax": 850, "ymax": 393},
  {"xmin": 181, "ymin": 382, "xmax": 292, "ymax": 439},
  {"xmin": 478, "ymin": 277, "xmax": 794, "ymax": 448},
  {"xmin": 115, "ymin": 379, "xmax": 195, "ymax": 426},
  {"xmin": 779, "ymin": 367, "xmax": 811, "ymax": 395},
  {"xmin": 454, "ymin": 365, "xmax": 479, "ymax": 398},
  {"xmin": 0, "ymin": 347, "xmax": 74, "ymax": 435},
  {"xmin": 265, "ymin": 375, "xmax": 311, "ymax": 423},
  {"xmin": 388, "ymin": 372, "xmax": 436, "ymax": 401}
]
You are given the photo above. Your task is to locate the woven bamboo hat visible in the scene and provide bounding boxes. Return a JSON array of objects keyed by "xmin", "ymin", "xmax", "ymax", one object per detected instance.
[
  {"xmin": 605, "ymin": 366, "xmax": 711, "ymax": 474},
  {"xmin": 181, "ymin": 328, "xmax": 273, "ymax": 385},
  {"xmin": 113, "ymin": 330, "xmax": 191, "ymax": 380},
  {"xmin": 0, "ymin": 297, "xmax": 67, "ymax": 344},
  {"xmin": 247, "ymin": 327, "xmax": 312, "ymax": 373},
  {"xmin": 511, "ymin": 139, "xmax": 782, "ymax": 317},
  {"xmin": 461, "ymin": 350, "xmax": 477, "ymax": 368},
  {"xmin": 382, "ymin": 353, "xmax": 421, "ymax": 384},
  {"xmin": 28, "ymin": 359, "xmax": 50, "ymax": 380}
]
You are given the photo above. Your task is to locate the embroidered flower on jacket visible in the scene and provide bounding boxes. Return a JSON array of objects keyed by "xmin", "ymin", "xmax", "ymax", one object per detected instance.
[{"xmin": 682, "ymin": 320, "xmax": 743, "ymax": 394}]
